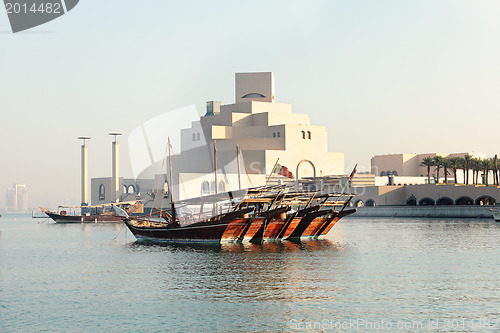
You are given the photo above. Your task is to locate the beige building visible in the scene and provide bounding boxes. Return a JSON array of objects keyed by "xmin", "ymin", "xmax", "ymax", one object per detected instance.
[
  {"xmin": 371, "ymin": 152, "xmax": 486, "ymax": 182},
  {"xmin": 348, "ymin": 151, "xmax": 498, "ymax": 207},
  {"xmin": 90, "ymin": 176, "xmax": 164, "ymax": 207},
  {"xmin": 176, "ymin": 72, "xmax": 344, "ymax": 199},
  {"xmin": 91, "ymin": 72, "xmax": 345, "ymax": 204},
  {"xmin": 352, "ymin": 184, "xmax": 499, "ymax": 207}
]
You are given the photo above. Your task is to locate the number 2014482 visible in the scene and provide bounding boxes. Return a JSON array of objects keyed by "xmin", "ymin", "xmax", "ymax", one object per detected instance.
[{"xmin": 5, "ymin": 3, "xmax": 62, "ymax": 14}]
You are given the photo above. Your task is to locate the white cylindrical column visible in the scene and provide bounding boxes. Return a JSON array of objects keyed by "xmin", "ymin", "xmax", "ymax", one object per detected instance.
[
  {"xmin": 78, "ymin": 137, "xmax": 91, "ymax": 206},
  {"xmin": 81, "ymin": 144, "xmax": 88, "ymax": 205},
  {"xmin": 109, "ymin": 133, "xmax": 122, "ymax": 203},
  {"xmin": 112, "ymin": 140, "xmax": 119, "ymax": 202}
]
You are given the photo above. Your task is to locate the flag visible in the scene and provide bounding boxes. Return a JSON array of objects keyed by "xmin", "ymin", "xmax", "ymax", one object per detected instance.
[
  {"xmin": 273, "ymin": 163, "xmax": 294, "ymax": 179},
  {"xmin": 348, "ymin": 164, "xmax": 358, "ymax": 180}
]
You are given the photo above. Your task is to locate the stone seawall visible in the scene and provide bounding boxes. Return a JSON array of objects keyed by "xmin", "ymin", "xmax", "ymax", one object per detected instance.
[{"xmin": 353, "ymin": 206, "xmax": 497, "ymax": 218}]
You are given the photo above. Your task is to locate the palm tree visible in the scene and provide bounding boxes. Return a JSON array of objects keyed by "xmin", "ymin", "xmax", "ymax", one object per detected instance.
[
  {"xmin": 420, "ymin": 157, "xmax": 434, "ymax": 184},
  {"xmin": 463, "ymin": 154, "xmax": 473, "ymax": 185},
  {"xmin": 441, "ymin": 157, "xmax": 451, "ymax": 184},
  {"xmin": 494, "ymin": 155, "xmax": 499, "ymax": 186},
  {"xmin": 448, "ymin": 157, "xmax": 461, "ymax": 184},
  {"xmin": 482, "ymin": 158, "xmax": 495, "ymax": 186},
  {"xmin": 433, "ymin": 156, "xmax": 444, "ymax": 184},
  {"xmin": 471, "ymin": 158, "xmax": 482, "ymax": 185}
]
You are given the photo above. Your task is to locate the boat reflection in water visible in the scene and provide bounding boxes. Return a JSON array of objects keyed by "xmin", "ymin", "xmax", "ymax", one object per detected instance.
[
  {"xmin": 220, "ymin": 239, "xmax": 339, "ymax": 253},
  {"xmin": 129, "ymin": 238, "xmax": 339, "ymax": 253}
]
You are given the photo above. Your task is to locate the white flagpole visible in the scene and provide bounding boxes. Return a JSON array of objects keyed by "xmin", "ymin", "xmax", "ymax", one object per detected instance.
[{"xmin": 265, "ymin": 158, "xmax": 280, "ymax": 186}]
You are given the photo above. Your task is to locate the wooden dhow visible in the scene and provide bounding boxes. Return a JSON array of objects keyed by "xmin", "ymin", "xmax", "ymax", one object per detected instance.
[
  {"xmin": 114, "ymin": 186, "xmax": 356, "ymax": 243},
  {"xmin": 40, "ymin": 201, "xmax": 143, "ymax": 223}
]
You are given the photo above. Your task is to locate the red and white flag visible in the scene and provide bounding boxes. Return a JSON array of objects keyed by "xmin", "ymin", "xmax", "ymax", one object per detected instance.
[
  {"xmin": 348, "ymin": 164, "xmax": 357, "ymax": 180},
  {"xmin": 273, "ymin": 163, "xmax": 294, "ymax": 179}
]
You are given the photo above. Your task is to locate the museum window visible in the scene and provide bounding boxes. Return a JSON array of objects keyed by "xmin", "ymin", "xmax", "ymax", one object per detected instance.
[
  {"xmin": 99, "ymin": 184, "xmax": 105, "ymax": 201},
  {"xmin": 202, "ymin": 181, "xmax": 210, "ymax": 195},
  {"xmin": 277, "ymin": 132, "xmax": 280, "ymax": 137},
  {"xmin": 192, "ymin": 133, "xmax": 196, "ymax": 141},
  {"xmin": 197, "ymin": 133, "xmax": 200, "ymax": 141},
  {"xmin": 273, "ymin": 132, "xmax": 276, "ymax": 137},
  {"xmin": 242, "ymin": 93, "xmax": 266, "ymax": 98}
]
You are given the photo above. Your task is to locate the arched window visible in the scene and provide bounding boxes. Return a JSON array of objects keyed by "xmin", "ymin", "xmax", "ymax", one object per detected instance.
[
  {"xmin": 277, "ymin": 132, "xmax": 280, "ymax": 137},
  {"xmin": 436, "ymin": 197, "xmax": 453, "ymax": 205},
  {"xmin": 192, "ymin": 133, "xmax": 195, "ymax": 141},
  {"xmin": 128, "ymin": 185, "xmax": 135, "ymax": 194},
  {"xmin": 365, "ymin": 199, "xmax": 376, "ymax": 207},
  {"xmin": 419, "ymin": 197, "xmax": 435, "ymax": 206},
  {"xmin": 355, "ymin": 200, "xmax": 364, "ymax": 207},
  {"xmin": 456, "ymin": 196, "xmax": 473, "ymax": 205},
  {"xmin": 123, "ymin": 185, "xmax": 128, "ymax": 194},
  {"xmin": 273, "ymin": 132, "xmax": 276, "ymax": 138},
  {"xmin": 380, "ymin": 171, "xmax": 386, "ymax": 176},
  {"xmin": 218, "ymin": 181, "xmax": 225, "ymax": 193},
  {"xmin": 210, "ymin": 181, "xmax": 216, "ymax": 194},
  {"xmin": 202, "ymin": 181, "xmax": 210, "ymax": 195},
  {"xmin": 242, "ymin": 93, "xmax": 266, "ymax": 98},
  {"xmin": 406, "ymin": 196, "xmax": 417, "ymax": 206},
  {"xmin": 99, "ymin": 184, "xmax": 105, "ymax": 201},
  {"xmin": 392, "ymin": 170, "xmax": 398, "ymax": 176},
  {"xmin": 301, "ymin": 131, "xmax": 305, "ymax": 139},
  {"xmin": 475, "ymin": 196, "xmax": 496, "ymax": 205},
  {"xmin": 197, "ymin": 133, "xmax": 200, "ymax": 141},
  {"xmin": 307, "ymin": 131, "xmax": 311, "ymax": 139}
]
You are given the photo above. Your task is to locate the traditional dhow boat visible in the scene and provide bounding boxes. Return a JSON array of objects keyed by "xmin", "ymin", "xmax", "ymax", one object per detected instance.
[
  {"xmin": 40, "ymin": 201, "xmax": 143, "ymax": 223},
  {"xmin": 114, "ymin": 186, "xmax": 356, "ymax": 243}
]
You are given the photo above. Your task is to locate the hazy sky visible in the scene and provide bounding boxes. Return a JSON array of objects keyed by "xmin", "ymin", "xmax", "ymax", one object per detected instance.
[{"xmin": 1, "ymin": 0, "xmax": 499, "ymax": 208}]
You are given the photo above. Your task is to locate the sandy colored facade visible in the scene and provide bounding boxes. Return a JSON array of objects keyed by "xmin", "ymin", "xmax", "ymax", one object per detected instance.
[
  {"xmin": 371, "ymin": 152, "xmax": 486, "ymax": 181},
  {"xmin": 91, "ymin": 72, "xmax": 345, "ymax": 204},
  {"xmin": 176, "ymin": 72, "xmax": 344, "ymax": 199},
  {"xmin": 351, "ymin": 183, "xmax": 500, "ymax": 207}
]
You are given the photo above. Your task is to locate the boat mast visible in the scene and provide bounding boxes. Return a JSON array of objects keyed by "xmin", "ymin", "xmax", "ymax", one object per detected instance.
[
  {"xmin": 213, "ymin": 140, "xmax": 219, "ymax": 215},
  {"xmin": 168, "ymin": 137, "xmax": 176, "ymax": 222},
  {"xmin": 213, "ymin": 140, "xmax": 218, "ymax": 194},
  {"xmin": 236, "ymin": 144, "xmax": 241, "ymax": 190}
]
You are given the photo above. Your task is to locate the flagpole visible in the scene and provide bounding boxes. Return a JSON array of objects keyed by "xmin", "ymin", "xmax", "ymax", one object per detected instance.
[
  {"xmin": 236, "ymin": 144, "xmax": 241, "ymax": 190},
  {"xmin": 168, "ymin": 137, "xmax": 176, "ymax": 222},
  {"xmin": 265, "ymin": 158, "xmax": 280, "ymax": 186},
  {"xmin": 336, "ymin": 163, "xmax": 357, "ymax": 215},
  {"xmin": 340, "ymin": 163, "xmax": 357, "ymax": 195},
  {"xmin": 213, "ymin": 140, "xmax": 218, "ymax": 215},
  {"xmin": 213, "ymin": 140, "xmax": 218, "ymax": 194}
]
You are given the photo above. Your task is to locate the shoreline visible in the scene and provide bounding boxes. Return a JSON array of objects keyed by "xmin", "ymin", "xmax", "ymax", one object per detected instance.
[{"xmin": 352, "ymin": 205, "xmax": 497, "ymax": 218}]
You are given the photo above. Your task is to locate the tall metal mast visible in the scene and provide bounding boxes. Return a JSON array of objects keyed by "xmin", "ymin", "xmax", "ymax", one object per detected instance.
[
  {"xmin": 213, "ymin": 140, "xmax": 218, "ymax": 194},
  {"xmin": 168, "ymin": 137, "xmax": 176, "ymax": 222},
  {"xmin": 236, "ymin": 144, "xmax": 241, "ymax": 190}
]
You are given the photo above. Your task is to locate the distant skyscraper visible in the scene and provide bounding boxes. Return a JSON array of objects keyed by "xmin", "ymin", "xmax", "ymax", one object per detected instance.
[{"xmin": 5, "ymin": 184, "xmax": 28, "ymax": 211}]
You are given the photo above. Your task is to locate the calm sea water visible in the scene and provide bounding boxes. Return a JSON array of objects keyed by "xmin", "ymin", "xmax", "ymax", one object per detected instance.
[{"xmin": 1, "ymin": 214, "xmax": 499, "ymax": 332}]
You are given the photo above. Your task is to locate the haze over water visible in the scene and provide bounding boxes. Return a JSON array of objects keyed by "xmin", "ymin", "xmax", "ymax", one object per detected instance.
[
  {"xmin": 2, "ymin": 1, "xmax": 500, "ymax": 207},
  {"xmin": 1, "ymin": 215, "xmax": 499, "ymax": 332}
]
